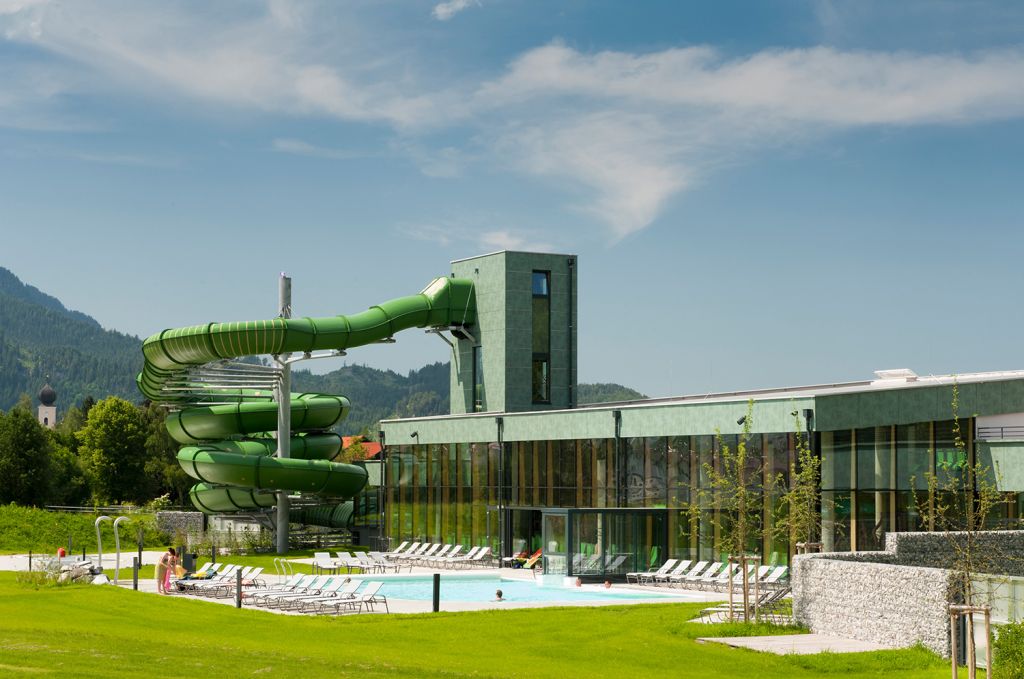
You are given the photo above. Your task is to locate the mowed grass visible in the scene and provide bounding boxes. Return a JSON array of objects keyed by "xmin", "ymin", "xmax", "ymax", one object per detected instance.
[{"xmin": 0, "ymin": 572, "xmax": 949, "ymax": 678}]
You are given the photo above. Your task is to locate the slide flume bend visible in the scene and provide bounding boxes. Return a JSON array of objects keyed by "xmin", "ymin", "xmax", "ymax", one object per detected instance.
[{"xmin": 137, "ymin": 277, "xmax": 475, "ymax": 519}]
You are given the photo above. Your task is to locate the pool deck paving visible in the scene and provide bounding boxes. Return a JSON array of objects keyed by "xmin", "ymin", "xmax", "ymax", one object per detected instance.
[{"xmin": 696, "ymin": 634, "xmax": 891, "ymax": 655}]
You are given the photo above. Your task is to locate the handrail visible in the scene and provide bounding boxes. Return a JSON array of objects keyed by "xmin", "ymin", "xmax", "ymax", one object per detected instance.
[
  {"xmin": 113, "ymin": 516, "xmax": 130, "ymax": 584},
  {"xmin": 977, "ymin": 425, "xmax": 1024, "ymax": 440},
  {"xmin": 94, "ymin": 516, "xmax": 112, "ymax": 572}
]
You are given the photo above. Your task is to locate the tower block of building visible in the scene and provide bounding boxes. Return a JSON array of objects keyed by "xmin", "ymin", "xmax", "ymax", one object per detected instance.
[{"xmin": 450, "ymin": 251, "xmax": 578, "ymax": 414}]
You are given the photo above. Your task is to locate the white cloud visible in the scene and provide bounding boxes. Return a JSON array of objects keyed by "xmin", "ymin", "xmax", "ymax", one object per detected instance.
[
  {"xmin": 4, "ymin": 4, "xmax": 1024, "ymax": 241},
  {"xmin": 432, "ymin": 0, "xmax": 479, "ymax": 22},
  {"xmin": 481, "ymin": 43, "xmax": 1024, "ymax": 125},
  {"xmin": 494, "ymin": 113, "xmax": 691, "ymax": 239}
]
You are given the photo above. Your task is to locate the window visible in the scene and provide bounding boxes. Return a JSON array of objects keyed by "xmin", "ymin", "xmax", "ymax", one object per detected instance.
[
  {"xmin": 532, "ymin": 270, "xmax": 551, "ymax": 403},
  {"xmin": 472, "ymin": 346, "xmax": 484, "ymax": 412}
]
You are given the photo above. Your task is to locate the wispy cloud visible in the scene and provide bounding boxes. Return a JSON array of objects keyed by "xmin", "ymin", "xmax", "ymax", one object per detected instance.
[
  {"xmin": 271, "ymin": 137, "xmax": 365, "ymax": 160},
  {"xmin": 400, "ymin": 221, "xmax": 555, "ymax": 253},
  {"xmin": 432, "ymin": 0, "xmax": 479, "ymax": 22},
  {"xmin": 73, "ymin": 151, "xmax": 180, "ymax": 168}
]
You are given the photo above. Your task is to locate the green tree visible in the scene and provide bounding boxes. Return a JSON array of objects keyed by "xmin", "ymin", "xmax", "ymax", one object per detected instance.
[
  {"xmin": 56, "ymin": 405, "xmax": 86, "ymax": 446},
  {"xmin": 0, "ymin": 407, "xmax": 52, "ymax": 505},
  {"xmin": 76, "ymin": 396, "xmax": 148, "ymax": 504},
  {"xmin": 774, "ymin": 411, "xmax": 824, "ymax": 553},
  {"xmin": 141, "ymin": 401, "xmax": 190, "ymax": 504},
  {"xmin": 14, "ymin": 392, "xmax": 33, "ymax": 413},
  {"xmin": 47, "ymin": 435, "xmax": 90, "ymax": 506}
]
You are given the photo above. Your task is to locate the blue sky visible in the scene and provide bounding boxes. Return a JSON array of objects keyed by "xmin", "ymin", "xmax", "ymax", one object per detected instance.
[{"xmin": 1, "ymin": 0, "xmax": 1023, "ymax": 398}]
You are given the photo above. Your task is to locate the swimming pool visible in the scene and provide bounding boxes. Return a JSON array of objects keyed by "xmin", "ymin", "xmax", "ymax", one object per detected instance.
[{"xmin": 377, "ymin": 575, "xmax": 684, "ymax": 603}]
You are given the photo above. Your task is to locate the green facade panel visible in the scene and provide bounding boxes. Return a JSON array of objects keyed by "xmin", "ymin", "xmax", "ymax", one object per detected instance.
[{"xmin": 815, "ymin": 379, "xmax": 1024, "ymax": 431}]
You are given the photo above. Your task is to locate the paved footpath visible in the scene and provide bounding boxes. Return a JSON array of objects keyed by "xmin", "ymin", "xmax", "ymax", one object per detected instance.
[{"xmin": 697, "ymin": 634, "xmax": 891, "ymax": 654}]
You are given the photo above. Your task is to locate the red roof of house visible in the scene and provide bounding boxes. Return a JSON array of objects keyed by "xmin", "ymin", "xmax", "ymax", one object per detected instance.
[{"xmin": 341, "ymin": 436, "xmax": 382, "ymax": 460}]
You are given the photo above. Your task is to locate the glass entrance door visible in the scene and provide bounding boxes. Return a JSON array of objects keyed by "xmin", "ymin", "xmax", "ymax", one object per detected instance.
[{"xmin": 542, "ymin": 511, "xmax": 568, "ymax": 575}]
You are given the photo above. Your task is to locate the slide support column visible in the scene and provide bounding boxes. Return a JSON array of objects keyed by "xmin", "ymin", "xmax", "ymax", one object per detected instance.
[{"xmin": 275, "ymin": 273, "xmax": 292, "ymax": 555}]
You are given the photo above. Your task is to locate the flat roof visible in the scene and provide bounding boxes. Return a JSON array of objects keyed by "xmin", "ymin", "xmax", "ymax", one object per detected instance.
[
  {"xmin": 450, "ymin": 250, "xmax": 577, "ymax": 264},
  {"xmin": 381, "ymin": 368, "xmax": 1024, "ymax": 425}
]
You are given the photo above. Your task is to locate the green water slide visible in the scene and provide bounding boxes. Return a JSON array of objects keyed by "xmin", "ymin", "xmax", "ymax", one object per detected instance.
[{"xmin": 137, "ymin": 277, "xmax": 475, "ymax": 520}]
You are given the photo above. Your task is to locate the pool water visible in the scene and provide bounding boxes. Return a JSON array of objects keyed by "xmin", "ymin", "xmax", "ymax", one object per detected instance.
[{"xmin": 378, "ymin": 576, "xmax": 682, "ymax": 603}]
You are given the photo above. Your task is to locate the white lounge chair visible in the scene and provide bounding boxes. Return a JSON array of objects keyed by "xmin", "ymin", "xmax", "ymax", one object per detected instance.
[
  {"xmin": 627, "ymin": 558, "xmax": 677, "ymax": 585},
  {"xmin": 649, "ymin": 560, "xmax": 691, "ymax": 586}
]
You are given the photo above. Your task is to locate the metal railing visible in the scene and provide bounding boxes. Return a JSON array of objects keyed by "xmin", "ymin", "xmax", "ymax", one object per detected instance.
[{"xmin": 976, "ymin": 425, "xmax": 1024, "ymax": 440}]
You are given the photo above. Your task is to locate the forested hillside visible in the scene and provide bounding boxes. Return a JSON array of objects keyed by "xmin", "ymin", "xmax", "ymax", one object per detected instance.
[{"xmin": 0, "ymin": 267, "xmax": 141, "ymax": 409}]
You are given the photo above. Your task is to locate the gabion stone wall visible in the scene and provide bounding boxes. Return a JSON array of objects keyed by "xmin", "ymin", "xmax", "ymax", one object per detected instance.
[
  {"xmin": 793, "ymin": 530, "xmax": 1024, "ymax": 657},
  {"xmin": 155, "ymin": 511, "xmax": 204, "ymax": 540}
]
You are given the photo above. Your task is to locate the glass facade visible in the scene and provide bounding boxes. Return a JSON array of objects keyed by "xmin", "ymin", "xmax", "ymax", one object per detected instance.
[
  {"xmin": 384, "ymin": 416, "xmax": 991, "ymax": 571},
  {"xmin": 820, "ymin": 418, "xmax": 979, "ymax": 551},
  {"xmin": 387, "ymin": 433, "xmax": 794, "ymax": 566}
]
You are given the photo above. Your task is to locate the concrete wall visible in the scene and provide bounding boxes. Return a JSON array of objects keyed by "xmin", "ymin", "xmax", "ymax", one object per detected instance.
[{"xmin": 793, "ymin": 530, "xmax": 1024, "ymax": 656}]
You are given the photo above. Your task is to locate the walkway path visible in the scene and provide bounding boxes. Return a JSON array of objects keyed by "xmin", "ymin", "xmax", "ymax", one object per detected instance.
[{"xmin": 697, "ymin": 634, "xmax": 891, "ymax": 655}]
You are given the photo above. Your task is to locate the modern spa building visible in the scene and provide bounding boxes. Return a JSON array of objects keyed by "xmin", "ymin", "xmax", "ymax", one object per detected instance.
[{"xmin": 378, "ymin": 251, "xmax": 1024, "ymax": 580}]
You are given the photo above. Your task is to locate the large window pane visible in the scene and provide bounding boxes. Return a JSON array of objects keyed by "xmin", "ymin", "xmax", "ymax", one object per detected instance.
[
  {"xmin": 855, "ymin": 490, "xmax": 890, "ymax": 551},
  {"xmin": 822, "ymin": 491, "xmax": 851, "ymax": 551},
  {"xmin": 857, "ymin": 426, "xmax": 892, "ymax": 490},
  {"xmin": 897, "ymin": 422, "xmax": 931, "ymax": 490},
  {"xmin": 821, "ymin": 430, "xmax": 853, "ymax": 490}
]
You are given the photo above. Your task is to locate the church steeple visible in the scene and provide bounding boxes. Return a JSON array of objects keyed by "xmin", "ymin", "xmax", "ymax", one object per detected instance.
[{"xmin": 37, "ymin": 375, "xmax": 57, "ymax": 429}]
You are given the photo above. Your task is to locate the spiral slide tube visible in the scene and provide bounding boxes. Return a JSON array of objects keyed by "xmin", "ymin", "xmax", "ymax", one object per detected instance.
[{"xmin": 137, "ymin": 277, "xmax": 475, "ymax": 519}]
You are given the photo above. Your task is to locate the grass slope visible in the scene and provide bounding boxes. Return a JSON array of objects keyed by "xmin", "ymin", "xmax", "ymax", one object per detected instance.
[{"xmin": 0, "ymin": 573, "xmax": 948, "ymax": 678}]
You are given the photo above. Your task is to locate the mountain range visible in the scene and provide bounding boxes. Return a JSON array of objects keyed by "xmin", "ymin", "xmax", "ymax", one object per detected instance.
[{"xmin": 0, "ymin": 266, "xmax": 645, "ymax": 433}]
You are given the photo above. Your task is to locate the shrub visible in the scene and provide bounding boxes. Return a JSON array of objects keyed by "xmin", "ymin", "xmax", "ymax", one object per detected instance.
[{"xmin": 994, "ymin": 620, "xmax": 1024, "ymax": 679}]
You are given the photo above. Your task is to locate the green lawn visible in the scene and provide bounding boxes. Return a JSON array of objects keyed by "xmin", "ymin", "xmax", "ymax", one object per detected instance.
[{"xmin": 0, "ymin": 573, "xmax": 952, "ymax": 678}]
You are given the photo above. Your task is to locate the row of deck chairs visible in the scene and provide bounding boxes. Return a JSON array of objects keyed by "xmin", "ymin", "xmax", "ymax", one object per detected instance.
[
  {"xmin": 699, "ymin": 584, "xmax": 792, "ymax": 623},
  {"xmin": 313, "ymin": 551, "xmax": 409, "ymax": 575},
  {"xmin": 247, "ymin": 574, "xmax": 388, "ymax": 615},
  {"xmin": 174, "ymin": 562, "xmax": 267, "ymax": 598},
  {"xmin": 381, "ymin": 542, "xmax": 493, "ymax": 570},
  {"xmin": 627, "ymin": 559, "xmax": 789, "ymax": 592}
]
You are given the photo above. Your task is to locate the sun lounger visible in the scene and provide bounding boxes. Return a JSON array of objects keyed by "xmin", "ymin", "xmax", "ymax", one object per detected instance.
[
  {"xmin": 649, "ymin": 560, "xmax": 691, "ymax": 585},
  {"xmin": 449, "ymin": 546, "xmax": 490, "ymax": 569},
  {"xmin": 667, "ymin": 560, "xmax": 709, "ymax": 587},
  {"xmin": 367, "ymin": 552, "xmax": 408, "ymax": 574},
  {"xmin": 242, "ymin": 573, "xmax": 305, "ymax": 601},
  {"xmin": 434, "ymin": 546, "xmax": 478, "ymax": 570},
  {"xmin": 313, "ymin": 552, "xmax": 339, "ymax": 574},
  {"xmin": 404, "ymin": 543, "xmax": 444, "ymax": 565},
  {"xmin": 761, "ymin": 565, "xmax": 789, "ymax": 590},
  {"xmin": 381, "ymin": 541, "xmax": 410, "ymax": 558},
  {"xmin": 426, "ymin": 545, "xmax": 462, "ymax": 568},
  {"xmin": 393, "ymin": 543, "xmax": 431, "ymax": 563},
  {"xmin": 293, "ymin": 579, "xmax": 362, "ymax": 613},
  {"xmin": 319, "ymin": 581, "xmax": 388, "ymax": 615},
  {"xmin": 249, "ymin": 574, "xmax": 314, "ymax": 605},
  {"xmin": 521, "ymin": 548, "xmax": 541, "ymax": 569},
  {"xmin": 680, "ymin": 562, "xmax": 723, "ymax": 589},
  {"xmin": 627, "ymin": 558, "xmax": 677, "ymax": 585},
  {"xmin": 275, "ymin": 577, "xmax": 351, "ymax": 611},
  {"xmin": 260, "ymin": 575, "xmax": 333, "ymax": 608}
]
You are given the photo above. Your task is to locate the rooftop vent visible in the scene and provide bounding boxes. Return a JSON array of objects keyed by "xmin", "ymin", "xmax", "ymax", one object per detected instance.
[{"xmin": 872, "ymin": 368, "xmax": 918, "ymax": 384}]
